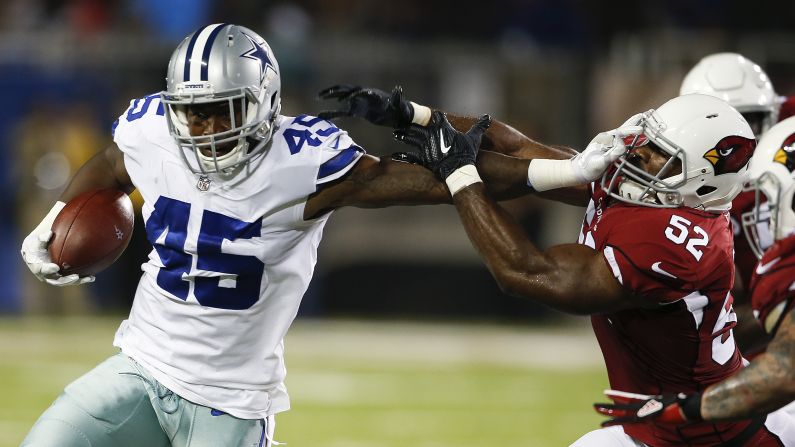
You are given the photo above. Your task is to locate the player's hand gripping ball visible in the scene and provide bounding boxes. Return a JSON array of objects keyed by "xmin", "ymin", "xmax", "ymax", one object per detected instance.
[{"xmin": 48, "ymin": 189, "xmax": 134, "ymax": 276}]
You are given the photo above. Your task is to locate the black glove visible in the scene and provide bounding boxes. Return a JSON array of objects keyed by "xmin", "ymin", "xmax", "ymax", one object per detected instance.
[
  {"xmin": 393, "ymin": 111, "xmax": 491, "ymax": 180},
  {"xmin": 316, "ymin": 84, "xmax": 414, "ymax": 127},
  {"xmin": 594, "ymin": 390, "xmax": 702, "ymax": 427}
]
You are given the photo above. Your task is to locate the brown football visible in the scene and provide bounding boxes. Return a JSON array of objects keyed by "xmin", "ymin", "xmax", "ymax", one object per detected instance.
[{"xmin": 48, "ymin": 189, "xmax": 134, "ymax": 276}]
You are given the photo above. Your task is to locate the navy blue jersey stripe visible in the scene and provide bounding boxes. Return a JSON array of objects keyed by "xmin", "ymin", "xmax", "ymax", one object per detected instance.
[
  {"xmin": 317, "ymin": 146, "xmax": 363, "ymax": 180},
  {"xmin": 201, "ymin": 23, "xmax": 228, "ymax": 81},
  {"xmin": 182, "ymin": 27, "xmax": 204, "ymax": 82}
]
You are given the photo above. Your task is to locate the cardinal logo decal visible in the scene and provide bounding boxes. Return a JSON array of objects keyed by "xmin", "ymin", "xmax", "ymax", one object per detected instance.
[
  {"xmin": 703, "ymin": 135, "xmax": 756, "ymax": 175},
  {"xmin": 773, "ymin": 132, "xmax": 795, "ymax": 173}
]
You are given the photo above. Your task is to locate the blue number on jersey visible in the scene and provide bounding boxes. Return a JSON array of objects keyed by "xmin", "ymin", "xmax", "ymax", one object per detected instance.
[
  {"xmin": 126, "ymin": 93, "xmax": 165, "ymax": 122},
  {"xmin": 145, "ymin": 197, "xmax": 192, "ymax": 299},
  {"xmin": 283, "ymin": 114, "xmax": 339, "ymax": 154},
  {"xmin": 145, "ymin": 196, "xmax": 264, "ymax": 310},
  {"xmin": 195, "ymin": 210, "xmax": 264, "ymax": 310}
]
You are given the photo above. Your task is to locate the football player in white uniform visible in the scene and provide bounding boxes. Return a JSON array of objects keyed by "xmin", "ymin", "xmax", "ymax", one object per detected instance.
[{"xmin": 18, "ymin": 24, "xmax": 578, "ymax": 447}]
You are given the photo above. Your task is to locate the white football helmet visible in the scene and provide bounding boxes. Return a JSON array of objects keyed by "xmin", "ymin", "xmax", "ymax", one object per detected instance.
[
  {"xmin": 680, "ymin": 53, "xmax": 779, "ymax": 136},
  {"xmin": 602, "ymin": 94, "xmax": 756, "ymax": 212},
  {"xmin": 161, "ymin": 24, "xmax": 282, "ymax": 175},
  {"xmin": 742, "ymin": 116, "xmax": 795, "ymax": 258}
]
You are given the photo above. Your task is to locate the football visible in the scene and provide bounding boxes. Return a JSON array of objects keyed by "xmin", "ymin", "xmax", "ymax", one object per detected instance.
[{"xmin": 48, "ymin": 189, "xmax": 134, "ymax": 276}]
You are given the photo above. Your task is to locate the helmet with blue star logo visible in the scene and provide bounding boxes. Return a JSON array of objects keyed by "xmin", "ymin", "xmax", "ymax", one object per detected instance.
[{"xmin": 161, "ymin": 24, "xmax": 282, "ymax": 175}]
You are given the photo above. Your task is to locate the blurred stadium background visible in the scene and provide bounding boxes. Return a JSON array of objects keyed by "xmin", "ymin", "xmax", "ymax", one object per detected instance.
[{"xmin": 1, "ymin": 0, "xmax": 794, "ymax": 445}]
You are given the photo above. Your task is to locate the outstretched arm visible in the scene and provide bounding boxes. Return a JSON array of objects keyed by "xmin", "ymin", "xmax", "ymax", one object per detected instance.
[
  {"xmin": 446, "ymin": 114, "xmax": 588, "ymax": 206},
  {"xmin": 317, "ymin": 84, "xmax": 591, "ymax": 205},
  {"xmin": 304, "ymin": 152, "xmax": 533, "ymax": 219},
  {"xmin": 450, "ymin": 182, "xmax": 631, "ymax": 314},
  {"xmin": 317, "ymin": 84, "xmax": 578, "ymax": 160},
  {"xmin": 389, "ymin": 112, "xmax": 634, "ymax": 314},
  {"xmin": 305, "ymin": 154, "xmax": 447, "ymax": 218},
  {"xmin": 447, "ymin": 114, "xmax": 577, "ymax": 159}
]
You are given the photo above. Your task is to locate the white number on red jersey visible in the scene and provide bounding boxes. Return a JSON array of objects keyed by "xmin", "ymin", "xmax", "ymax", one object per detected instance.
[{"xmin": 664, "ymin": 215, "xmax": 709, "ymax": 261}]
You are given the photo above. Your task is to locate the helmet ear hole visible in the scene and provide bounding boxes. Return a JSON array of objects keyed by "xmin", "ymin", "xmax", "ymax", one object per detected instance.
[
  {"xmin": 696, "ymin": 185, "xmax": 717, "ymax": 196},
  {"xmin": 269, "ymin": 90, "xmax": 281, "ymax": 122}
]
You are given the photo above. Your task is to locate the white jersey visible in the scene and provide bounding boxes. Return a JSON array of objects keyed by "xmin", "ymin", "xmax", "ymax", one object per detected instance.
[{"xmin": 110, "ymin": 93, "xmax": 364, "ymax": 419}]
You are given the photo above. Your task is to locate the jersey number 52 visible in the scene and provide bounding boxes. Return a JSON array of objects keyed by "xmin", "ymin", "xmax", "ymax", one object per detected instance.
[{"xmin": 664, "ymin": 215, "xmax": 709, "ymax": 261}]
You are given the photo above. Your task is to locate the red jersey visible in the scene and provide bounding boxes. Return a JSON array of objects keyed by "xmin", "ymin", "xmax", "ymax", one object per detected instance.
[
  {"xmin": 780, "ymin": 95, "xmax": 795, "ymax": 122},
  {"xmin": 580, "ymin": 185, "xmax": 760, "ymax": 446},
  {"xmin": 749, "ymin": 234, "xmax": 795, "ymax": 335}
]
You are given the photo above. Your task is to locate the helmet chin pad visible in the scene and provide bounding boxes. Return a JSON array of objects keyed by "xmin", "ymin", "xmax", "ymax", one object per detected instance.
[{"xmin": 197, "ymin": 139, "xmax": 249, "ymax": 173}]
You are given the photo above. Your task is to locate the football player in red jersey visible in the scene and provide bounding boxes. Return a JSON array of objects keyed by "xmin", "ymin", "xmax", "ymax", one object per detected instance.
[
  {"xmin": 781, "ymin": 96, "xmax": 795, "ymax": 121},
  {"xmin": 595, "ymin": 116, "xmax": 795, "ymax": 431},
  {"xmin": 387, "ymin": 94, "xmax": 795, "ymax": 446},
  {"xmin": 680, "ymin": 53, "xmax": 795, "ymax": 356}
]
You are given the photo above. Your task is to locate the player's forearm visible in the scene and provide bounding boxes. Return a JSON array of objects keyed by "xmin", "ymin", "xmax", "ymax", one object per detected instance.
[
  {"xmin": 475, "ymin": 151, "xmax": 533, "ymax": 200},
  {"xmin": 452, "ymin": 183, "xmax": 551, "ymax": 297},
  {"xmin": 701, "ymin": 310, "xmax": 795, "ymax": 420},
  {"xmin": 351, "ymin": 154, "xmax": 559, "ymax": 208},
  {"xmin": 447, "ymin": 114, "xmax": 576, "ymax": 159},
  {"xmin": 60, "ymin": 145, "xmax": 134, "ymax": 202},
  {"xmin": 475, "ymin": 151, "xmax": 589, "ymax": 205},
  {"xmin": 701, "ymin": 353, "xmax": 794, "ymax": 420},
  {"xmin": 351, "ymin": 157, "xmax": 451, "ymax": 207}
]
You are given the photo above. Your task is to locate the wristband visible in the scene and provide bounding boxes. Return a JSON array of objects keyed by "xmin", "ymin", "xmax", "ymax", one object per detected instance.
[
  {"xmin": 680, "ymin": 392, "xmax": 703, "ymax": 421},
  {"xmin": 445, "ymin": 164, "xmax": 482, "ymax": 196},
  {"xmin": 526, "ymin": 158, "xmax": 585, "ymax": 192},
  {"xmin": 410, "ymin": 102, "xmax": 432, "ymax": 126}
]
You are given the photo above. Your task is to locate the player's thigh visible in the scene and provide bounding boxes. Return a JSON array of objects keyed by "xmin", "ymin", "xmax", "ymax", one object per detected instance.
[
  {"xmin": 22, "ymin": 353, "xmax": 169, "ymax": 447},
  {"xmin": 570, "ymin": 425, "xmax": 648, "ymax": 447},
  {"xmin": 173, "ymin": 405, "xmax": 275, "ymax": 447}
]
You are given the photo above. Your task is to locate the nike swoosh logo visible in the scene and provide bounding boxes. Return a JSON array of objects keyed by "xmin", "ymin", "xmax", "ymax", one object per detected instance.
[
  {"xmin": 439, "ymin": 129, "xmax": 451, "ymax": 154},
  {"xmin": 756, "ymin": 257, "xmax": 781, "ymax": 275},
  {"xmin": 651, "ymin": 262, "xmax": 678, "ymax": 279}
]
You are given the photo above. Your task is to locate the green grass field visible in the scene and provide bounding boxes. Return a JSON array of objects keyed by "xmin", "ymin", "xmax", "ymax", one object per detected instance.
[{"xmin": 0, "ymin": 318, "xmax": 608, "ymax": 447}]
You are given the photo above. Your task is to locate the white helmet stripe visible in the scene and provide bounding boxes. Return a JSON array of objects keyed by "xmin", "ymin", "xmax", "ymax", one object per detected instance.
[
  {"xmin": 200, "ymin": 23, "xmax": 228, "ymax": 81},
  {"xmin": 185, "ymin": 23, "xmax": 227, "ymax": 82}
]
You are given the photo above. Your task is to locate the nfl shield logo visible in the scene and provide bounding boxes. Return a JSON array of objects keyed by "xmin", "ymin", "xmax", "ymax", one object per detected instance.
[{"xmin": 197, "ymin": 175, "xmax": 211, "ymax": 191}]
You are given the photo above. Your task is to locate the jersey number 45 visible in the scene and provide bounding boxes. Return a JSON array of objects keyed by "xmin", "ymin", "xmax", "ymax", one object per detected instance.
[{"xmin": 145, "ymin": 196, "xmax": 264, "ymax": 310}]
